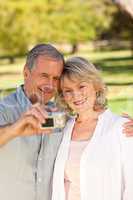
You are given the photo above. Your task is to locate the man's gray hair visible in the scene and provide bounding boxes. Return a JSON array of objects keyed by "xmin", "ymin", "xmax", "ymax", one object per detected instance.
[{"xmin": 26, "ymin": 43, "xmax": 64, "ymax": 70}]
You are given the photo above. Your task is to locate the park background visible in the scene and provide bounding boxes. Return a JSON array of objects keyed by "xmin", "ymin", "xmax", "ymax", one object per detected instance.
[{"xmin": 0, "ymin": 0, "xmax": 132, "ymax": 116}]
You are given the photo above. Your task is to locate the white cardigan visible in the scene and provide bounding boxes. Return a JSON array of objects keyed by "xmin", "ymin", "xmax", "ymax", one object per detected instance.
[{"xmin": 52, "ymin": 109, "xmax": 133, "ymax": 200}]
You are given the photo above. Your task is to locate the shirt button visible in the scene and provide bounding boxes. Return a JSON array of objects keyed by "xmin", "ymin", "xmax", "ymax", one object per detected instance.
[{"xmin": 38, "ymin": 157, "xmax": 42, "ymax": 161}]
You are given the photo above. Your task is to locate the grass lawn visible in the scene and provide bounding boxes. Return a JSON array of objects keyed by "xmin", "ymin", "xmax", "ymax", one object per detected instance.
[
  {"xmin": 108, "ymin": 98, "xmax": 133, "ymax": 116},
  {"xmin": 0, "ymin": 49, "xmax": 133, "ymax": 116}
]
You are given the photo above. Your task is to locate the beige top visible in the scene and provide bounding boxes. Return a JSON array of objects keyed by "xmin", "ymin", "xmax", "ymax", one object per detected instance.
[{"xmin": 64, "ymin": 140, "xmax": 88, "ymax": 200}]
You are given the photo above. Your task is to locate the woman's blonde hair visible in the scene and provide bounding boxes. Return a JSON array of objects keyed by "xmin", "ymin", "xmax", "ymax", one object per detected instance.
[{"xmin": 56, "ymin": 56, "xmax": 107, "ymax": 114}]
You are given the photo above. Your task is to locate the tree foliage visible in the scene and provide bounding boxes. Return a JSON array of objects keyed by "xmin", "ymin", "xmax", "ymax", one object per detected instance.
[{"xmin": 0, "ymin": 0, "xmax": 118, "ymax": 54}]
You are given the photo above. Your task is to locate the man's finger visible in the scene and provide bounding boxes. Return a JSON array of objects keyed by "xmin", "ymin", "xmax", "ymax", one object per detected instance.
[{"xmin": 123, "ymin": 120, "xmax": 133, "ymax": 127}]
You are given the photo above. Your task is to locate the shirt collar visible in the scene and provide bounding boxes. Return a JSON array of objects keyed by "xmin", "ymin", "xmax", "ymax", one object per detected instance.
[
  {"xmin": 16, "ymin": 85, "xmax": 32, "ymax": 112},
  {"xmin": 16, "ymin": 85, "xmax": 55, "ymax": 112}
]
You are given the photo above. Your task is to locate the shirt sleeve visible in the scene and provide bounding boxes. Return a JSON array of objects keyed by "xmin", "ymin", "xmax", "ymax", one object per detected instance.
[
  {"xmin": 0, "ymin": 106, "xmax": 10, "ymax": 126},
  {"xmin": 119, "ymin": 118, "xmax": 133, "ymax": 200}
]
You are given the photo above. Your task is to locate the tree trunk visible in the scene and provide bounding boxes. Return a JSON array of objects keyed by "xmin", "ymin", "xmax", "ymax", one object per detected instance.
[
  {"xmin": 71, "ymin": 43, "xmax": 78, "ymax": 54},
  {"xmin": 9, "ymin": 56, "xmax": 15, "ymax": 64},
  {"xmin": 131, "ymin": 39, "xmax": 133, "ymax": 56}
]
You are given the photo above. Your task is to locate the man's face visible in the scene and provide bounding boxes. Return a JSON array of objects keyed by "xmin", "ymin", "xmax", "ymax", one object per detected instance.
[{"xmin": 24, "ymin": 56, "xmax": 63, "ymax": 104}]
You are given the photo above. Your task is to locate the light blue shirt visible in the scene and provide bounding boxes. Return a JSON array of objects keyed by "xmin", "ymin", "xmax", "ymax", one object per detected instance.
[{"xmin": 0, "ymin": 86, "xmax": 63, "ymax": 200}]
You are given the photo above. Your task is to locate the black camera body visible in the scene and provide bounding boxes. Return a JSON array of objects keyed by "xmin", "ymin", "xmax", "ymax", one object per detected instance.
[{"xmin": 41, "ymin": 111, "xmax": 66, "ymax": 129}]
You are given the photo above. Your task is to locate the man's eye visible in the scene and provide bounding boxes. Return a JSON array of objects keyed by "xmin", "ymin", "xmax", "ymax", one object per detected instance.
[
  {"xmin": 54, "ymin": 77, "xmax": 60, "ymax": 81},
  {"xmin": 41, "ymin": 74, "xmax": 48, "ymax": 78},
  {"xmin": 79, "ymin": 85, "xmax": 85, "ymax": 89}
]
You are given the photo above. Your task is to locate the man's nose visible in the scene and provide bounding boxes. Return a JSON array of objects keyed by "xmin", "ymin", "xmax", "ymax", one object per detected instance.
[{"xmin": 47, "ymin": 79, "xmax": 54, "ymax": 89}]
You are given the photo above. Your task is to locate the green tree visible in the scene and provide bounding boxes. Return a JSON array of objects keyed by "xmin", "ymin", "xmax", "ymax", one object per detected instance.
[
  {"xmin": 0, "ymin": 1, "xmax": 50, "ymax": 55},
  {"xmin": 101, "ymin": 6, "xmax": 133, "ymax": 52},
  {"xmin": 0, "ymin": 2, "xmax": 31, "ymax": 55},
  {"xmin": 47, "ymin": 0, "xmax": 114, "ymax": 53},
  {"xmin": 0, "ymin": 0, "xmax": 115, "ymax": 55}
]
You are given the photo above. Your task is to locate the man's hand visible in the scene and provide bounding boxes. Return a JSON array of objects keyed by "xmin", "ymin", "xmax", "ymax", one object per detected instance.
[
  {"xmin": 122, "ymin": 114, "xmax": 133, "ymax": 136},
  {"xmin": 123, "ymin": 120, "xmax": 133, "ymax": 136},
  {"xmin": 0, "ymin": 103, "xmax": 52, "ymax": 146},
  {"xmin": 13, "ymin": 103, "xmax": 53, "ymax": 137}
]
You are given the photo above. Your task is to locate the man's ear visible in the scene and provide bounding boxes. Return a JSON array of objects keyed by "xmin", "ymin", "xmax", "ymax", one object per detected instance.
[{"xmin": 23, "ymin": 65, "xmax": 30, "ymax": 80}]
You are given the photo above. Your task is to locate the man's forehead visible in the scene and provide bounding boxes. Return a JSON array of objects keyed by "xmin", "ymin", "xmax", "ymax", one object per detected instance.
[{"xmin": 36, "ymin": 55, "xmax": 63, "ymax": 63}]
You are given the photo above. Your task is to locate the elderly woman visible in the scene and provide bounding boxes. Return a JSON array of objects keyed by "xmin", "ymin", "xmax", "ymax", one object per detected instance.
[{"xmin": 52, "ymin": 57, "xmax": 133, "ymax": 200}]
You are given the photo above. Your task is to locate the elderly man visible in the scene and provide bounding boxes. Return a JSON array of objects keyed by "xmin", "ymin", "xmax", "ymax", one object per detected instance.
[{"xmin": 0, "ymin": 43, "xmax": 64, "ymax": 200}]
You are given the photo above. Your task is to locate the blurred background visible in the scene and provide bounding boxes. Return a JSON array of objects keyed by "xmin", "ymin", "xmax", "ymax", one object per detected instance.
[{"xmin": 0, "ymin": 0, "xmax": 132, "ymax": 115}]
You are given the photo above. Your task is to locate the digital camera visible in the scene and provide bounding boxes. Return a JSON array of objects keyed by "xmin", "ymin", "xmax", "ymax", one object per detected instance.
[{"xmin": 41, "ymin": 111, "xmax": 66, "ymax": 129}]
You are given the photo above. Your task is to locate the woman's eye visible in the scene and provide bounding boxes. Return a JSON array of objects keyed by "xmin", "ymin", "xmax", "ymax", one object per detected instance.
[{"xmin": 63, "ymin": 90, "xmax": 72, "ymax": 96}]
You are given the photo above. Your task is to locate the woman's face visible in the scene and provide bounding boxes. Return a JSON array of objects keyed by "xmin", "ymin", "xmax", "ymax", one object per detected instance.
[{"xmin": 61, "ymin": 76, "xmax": 96, "ymax": 114}]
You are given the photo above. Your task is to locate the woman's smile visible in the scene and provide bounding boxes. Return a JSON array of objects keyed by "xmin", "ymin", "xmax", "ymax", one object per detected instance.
[{"xmin": 73, "ymin": 98, "xmax": 88, "ymax": 106}]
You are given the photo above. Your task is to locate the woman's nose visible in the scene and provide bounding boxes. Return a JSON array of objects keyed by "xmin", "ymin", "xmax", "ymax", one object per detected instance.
[{"xmin": 72, "ymin": 90, "xmax": 82, "ymax": 98}]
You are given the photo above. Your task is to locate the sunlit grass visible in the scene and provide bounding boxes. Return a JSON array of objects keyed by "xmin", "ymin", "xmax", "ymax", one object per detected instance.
[
  {"xmin": 108, "ymin": 98, "xmax": 133, "ymax": 116},
  {"xmin": 76, "ymin": 50, "xmax": 132, "ymax": 60}
]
